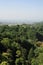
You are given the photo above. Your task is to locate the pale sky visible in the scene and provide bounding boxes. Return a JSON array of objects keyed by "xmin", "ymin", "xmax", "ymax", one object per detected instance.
[{"xmin": 0, "ymin": 0, "xmax": 43, "ymax": 22}]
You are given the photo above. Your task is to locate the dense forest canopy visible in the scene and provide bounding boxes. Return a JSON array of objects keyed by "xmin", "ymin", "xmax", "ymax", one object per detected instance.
[{"xmin": 0, "ymin": 23, "xmax": 43, "ymax": 65}]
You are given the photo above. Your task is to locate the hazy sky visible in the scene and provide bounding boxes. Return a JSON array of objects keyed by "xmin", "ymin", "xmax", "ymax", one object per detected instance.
[{"xmin": 0, "ymin": 0, "xmax": 43, "ymax": 21}]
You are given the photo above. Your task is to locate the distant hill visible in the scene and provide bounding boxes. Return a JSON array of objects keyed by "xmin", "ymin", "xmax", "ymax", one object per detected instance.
[{"xmin": 0, "ymin": 20, "xmax": 43, "ymax": 25}]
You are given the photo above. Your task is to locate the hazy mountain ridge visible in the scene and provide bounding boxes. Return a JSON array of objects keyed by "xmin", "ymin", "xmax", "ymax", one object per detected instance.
[{"xmin": 0, "ymin": 20, "xmax": 43, "ymax": 25}]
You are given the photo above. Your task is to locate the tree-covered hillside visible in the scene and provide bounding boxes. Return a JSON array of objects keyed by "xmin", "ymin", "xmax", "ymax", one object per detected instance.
[{"xmin": 0, "ymin": 23, "xmax": 43, "ymax": 65}]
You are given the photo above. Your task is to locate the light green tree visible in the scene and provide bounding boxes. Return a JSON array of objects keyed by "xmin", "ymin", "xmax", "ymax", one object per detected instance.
[
  {"xmin": 1, "ymin": 38, "xmax": 10, "ymax": 48},
  {"xmin": 0, "ymin": 61, "xmax": 9, "ymax": 65}
]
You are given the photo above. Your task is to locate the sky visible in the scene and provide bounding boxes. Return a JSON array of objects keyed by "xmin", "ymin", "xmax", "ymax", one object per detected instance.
[{"xmin": 0, "ymin": 0, "xmax": 43, "ymax": 22}]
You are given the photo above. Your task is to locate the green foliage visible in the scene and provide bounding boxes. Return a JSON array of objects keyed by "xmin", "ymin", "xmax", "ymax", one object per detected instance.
[
  {"xmin": 15, "ymin": 57, "xmax": 24, "ymax": 65},
  {"xmin": 31, "ymin": 47, "xmax": 43, "ymax": 65},
  {"xmin": 16, "ymin": 50, "xmax": 21, "ymax": 57},
  {"xmin": 0, "ymin": 61, "xmax": 9, "ymax": 65},
  {"xmin": 2, "ymin": 52, "xmax": 12, "ymax": 62},
  {"xmin": 11, "ymin": 42, "xmax": 20, "ymax": 49},
  {"xmin": 1, "ymin": 38, "xmax": 10, "ymax": 48},
  {"xmin": 28, "ymin": 48, "xmax": 34, "ymax": 63},
  {"xmin": 0, "ymin": 23, "xmax": 43, "ymax": 65}
]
